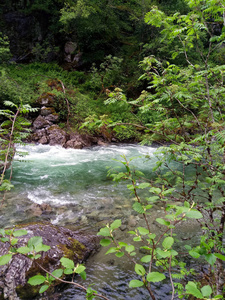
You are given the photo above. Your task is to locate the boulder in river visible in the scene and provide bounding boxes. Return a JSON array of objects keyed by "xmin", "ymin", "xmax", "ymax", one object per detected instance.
[{"xmin": 0, "ymin": 222, "xmax": 100, "ymax": 300}]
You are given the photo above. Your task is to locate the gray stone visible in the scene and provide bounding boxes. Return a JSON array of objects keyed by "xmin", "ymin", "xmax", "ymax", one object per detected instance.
[
  {"xmin": 46, "ymin": 125, "xmax": 68, "ymax": 146},
  {"xmin": 33, "ymin": 115, "xmax": 52, "ymax": 129},
  {"xmin": 40, "ymin": 106, "xmax": 56, "ymax": 116},
  {"xmin": 0, "ymin": 222, "xmax": 99, "ymax": 299}
]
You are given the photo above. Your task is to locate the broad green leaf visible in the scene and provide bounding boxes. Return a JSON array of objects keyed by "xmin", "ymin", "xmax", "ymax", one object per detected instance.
[
  {"xmin": 11, "ymin": 238, "xmax": 18, "ymax": 246},
  {"xmin": 79, "ymin": 270, "xmax": 86, "ymax": 280},
  {"xmin": 118, "ymin": 242, "xmax": 127, "ymax": 247},
  {"xmin": 162, "ymin": 237, "xmax": 174, "ymax": 249},
  {"xmin": 138, "ymin": 182, "xmax": 150, "ymax": 189},
  {"xmin": 17, "ymin": 246, "xmax": 31, "ymax": 254},
  {"xmin": 0, "ymin": 254, "xmax": 12, "ymax": 265},
  {"xmin": 1, "ymin": 237, "xmax": 9, "ymax": 243},
  {"xmin": 146, "ymin": 272, "xmax": 166, "ymax": 282},
  {"xmin": 186, "ymin": 210, "xmax": 203, "ymax": 219},
  {"xmin": 60, "ymin": 257, "xmax": 74, "ymax": 269},
  {"xmin": 214, "ymin": 253, "xmax": 225, "ymax": 261},
  {"xmin": 204, "ymin": 253, "xmax": 216, "ymax": 266},
  {"xmin": 141, "ymin": 255, "xmax": 151, "ymax": 263},
  {"xmin": 148, "ymin": 233, "xmax": 156, "ymax": 240},
  {"xmin": 51, "ymin": 269, "xmax": 63, "ymax": 279},
  {"xmin": 28, "ymin": 236, "xmax": 43, "ymax": 248},
  {"xmin": 156, "ymin": 218, "xmax": 170, "ymax": 226},
  {"xmin": 133, "ymin": 202, "xmax": 144, "ymax": 214},
  {"xmin": 189, "ymin": 250, "xmax": 200, "ymax": 259},
  {"xmin": 100, "ymin": 239, "xmax": 111, "ymax": 247},
  {"xmin": 146, "ymin": 196, "xmax": 159, "ymax": 202},
  {"xmin": 125, "ymin": 245, "xmax": 135, "ymax": 253},
  {"xmin": 0, "ymin": 229, "xmax": 5, "ymax": 236},
  {"xmin": 135, "ymin": 264, "xmax": 146, "ymax": 276},
  {"xmin": 110, "ymin": 219, "xmax": 121, "ymax": 230},
  {"xmin": 129, "ymin": 280, "xmax": 144, "ymax": 288},
  {"xmin": 133, "ymin": 236, "xmax": 142, "ymax": 242},
  {"xmin": 157, "ymin": 249, "xmax": 171, "ymax": 258},
  {"xmin": 75, "ymin": 265, "xmax": 86, "ymax": 274},
  {"xmin": 28, "ymin": 275, "xmax": 46, "ymax": 286},
  {"xmin": 39, "ymin": 285, "xmax": 49, "ymax": 293},
  {"xmin": 13, "ymin": 229, "xmax": 27, "ymax": 237},
  {"xmin": 185, "ymin": 281, "xmax": 204, "ymax": 299},
  {"xmin": 34, "ymin": 254, "xmax": 41, "ymax": 259},
  {"xmin": 137, "ymin": 227, "xmax": 149, "ymax": 235},
  {"xmin": 64, "ymin": 268, "xmax": 73, "ymax": 274},
  {"xmin": 201, "ymin": 285, "xmax": 212, "ymax": 297},
  {"xmin": 116, "ymin": 252, "xmax": 124, "ymax": 257},
  {"xmin": 35, "ymin": 243, "xmax": 50, "ymax": 253},
  {"xmin": 149, "ymin": 187, "xmax": 161, "ymax": 194},
  {"xmin": 97, "ymin": 227, "xmax": 111, "ymax": 237},
  {"xmin": 184, "ymin": 245, "xmax": 191, "ymax": 250},
  {"xmin": 106, "ymin": 247, "xmax": 117, "ymax": 254}
]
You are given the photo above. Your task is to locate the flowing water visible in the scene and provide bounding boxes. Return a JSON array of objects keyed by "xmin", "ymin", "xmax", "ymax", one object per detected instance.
[{"xmin": 2, "ymin": 144, "xmax": 200, "ymax": 299}]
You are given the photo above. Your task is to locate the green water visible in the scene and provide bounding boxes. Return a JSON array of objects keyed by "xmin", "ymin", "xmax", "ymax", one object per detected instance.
[{"xmin": 1, "ymin": 143, "xmax": 201, "ymax": 300}]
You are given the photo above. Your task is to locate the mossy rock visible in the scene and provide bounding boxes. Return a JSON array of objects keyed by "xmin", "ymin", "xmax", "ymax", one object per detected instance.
[{"xmin": 0, "ymin": 222, "xmax": 100, "ymax": 299}]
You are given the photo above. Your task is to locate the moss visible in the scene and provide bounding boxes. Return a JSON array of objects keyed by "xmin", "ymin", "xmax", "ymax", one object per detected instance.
[{"xmin": 57, "ymin": 237, "xmax": 86, "ymax": 261}]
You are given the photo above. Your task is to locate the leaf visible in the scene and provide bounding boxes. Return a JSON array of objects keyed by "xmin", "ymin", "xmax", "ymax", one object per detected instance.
[
  {"xmin": 51, "ymin": 269, "xmax": 63, "ymax": 279},
  {"xmin": 100, "ymin": 239, "xmax": 111, "ymax": 247},
  {"xmin": 201, "ymin": 285, "xmax": 212, "ymax": 297},
  {"xmin": 105, "ymin": 247, "xmax": 117, "ymax": 254},
  {"xmin": 214, "ymin": 253, "xmax": 225, "ymax": 261},
  {"xmin": 146, "ymin": 272, "xmax": 166, "ymax": 282},
  {"xmin": 185, "ymin": 281, "xmax": 204, "ymax": 299},
  {"xmin": 133, "ymin": 236, "xmax": 142, "ymax": 242},
  {"xmin": 137, "ymin": 227, "xmax": 149, "ymax": 235},
  {"xmin": 110, "ymin": 219, "xmax": 121, "ymax": 230},
  {"xmin": 75, "ymin": 265, "xmax": 86, "ymax": 274},
  {"xmin": 13, "ymin": 229, "xmax": 27, "ymax": 237},
  {"xmin": 204, "ymin": 253, "xmax": 216, "ymax": 266},
  {"xmin": 17, "ymin": 246, "xmax": 31, "ymax": 254},
  {"xmin": 125, "ymin": 245, "xmax": 135, "ymax": 253},
  {"xmin": 0, "ymin": 229, "xmax": 5, "ymax": 236},
  {"xmin": 35, "ymin": 243, "xmax": 50, "ymax": 253},
  {"xmin": 129, "ymin": 280, "xmax": 144, "ymax": 288},
  {"xmin": 79, "ymin": 271, "xmax": 86, "ymax": 280},
  {"xmin": 138, "ymin": 182, "xmax": 150, "ymax": 189},
  {"xmin": 186, "ymin": 210, "xmax": 203, "ymax": 219},
  {"xmin": 149, "ymin": 187, "xmax": 161, "ymax": 194},
  {"xmin": 162, "ymin": 237, "xmax": 174, "ymax": 249},
  {"xmin": 135, "ymin": 264, "xmax": 146, "ymax": 276},
  {"xmin": 189, "ymin": 250, "xmax": 200, "ymax": 259},
  {"xmin": 141, "ymin": 255, "xmax": 151, "ymax": 263},
  {"xmin": 97, "ymin": 227, "xmax": 111, "ymax": 237},
  {"xmin": 0, "ymin": 254, "xmax": 12, "ymax": 265},
  {"xmin": 11, "ymin": 238, "xmax": 18, "ymax": 246},
  {"xmin": 28, "ymin": 236, "xmax": 43, "ymax": 248},
  {"xmin": 156, "ymin": 218, "xmax": 170, "ymax": 226},
  {"xmin": 64, "ymin": 268, "xmax": 73, "ymax": 274},
  {"xmin": 39, "ymin": 285, "xmax": 49, "ymax": 293},
  {"xmin": 60, "ymin": 257, "xmax": 74, "ymax": 269},
  {"xmin": 132, "ymin": 202, "xmax": 144, "ymax": 214},
  {"xmin": 28, "ymin": 275, "xmax": 46, "ymax": 286},
  {"xmin": 115, "ymin": 252, "xmax": 124, "ymax": 257}
]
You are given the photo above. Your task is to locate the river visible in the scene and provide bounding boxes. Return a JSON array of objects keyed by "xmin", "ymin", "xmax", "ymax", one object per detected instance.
[{"xmin": 2, "ymin": 143, "xmax": 200, "ymax": 299}]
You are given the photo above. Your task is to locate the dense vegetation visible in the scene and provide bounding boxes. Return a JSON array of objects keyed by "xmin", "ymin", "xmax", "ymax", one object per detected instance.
[{"xmin": 1, "ymin": 0, "xmax": 225, "ymax": 299}]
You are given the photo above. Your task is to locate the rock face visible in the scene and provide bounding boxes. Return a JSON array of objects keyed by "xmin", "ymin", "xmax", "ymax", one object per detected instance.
[
  {"xmin": 29, "ymin": 92, "xmax": 98, "ymax": 148},
  {"xmin": 0, "ymin": 222, "xmax": 99, "ymax": 300}
]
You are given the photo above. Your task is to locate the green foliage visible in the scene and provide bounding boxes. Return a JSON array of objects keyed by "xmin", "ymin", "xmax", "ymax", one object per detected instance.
[{"xmin": 0, "ymin": 33, "xmax": 11, "ymax": 64}]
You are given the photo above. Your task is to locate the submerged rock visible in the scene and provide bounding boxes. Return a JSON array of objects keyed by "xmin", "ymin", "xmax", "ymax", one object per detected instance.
[{"xmin": 0, "ymin": 222, "xmax": 99, "ymax": 299}]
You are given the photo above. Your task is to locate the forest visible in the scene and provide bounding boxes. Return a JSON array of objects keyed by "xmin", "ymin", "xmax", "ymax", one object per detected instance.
[{"xmin": 1, "ymin": 0, "xmax": 225, "ymax": 299}]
